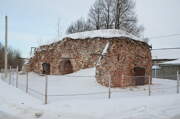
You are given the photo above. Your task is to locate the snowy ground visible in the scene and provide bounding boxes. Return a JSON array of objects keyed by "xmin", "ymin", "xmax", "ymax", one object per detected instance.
[{"xmin": 0, "ymin": 68, "xmax": 180, "ymax": 119}]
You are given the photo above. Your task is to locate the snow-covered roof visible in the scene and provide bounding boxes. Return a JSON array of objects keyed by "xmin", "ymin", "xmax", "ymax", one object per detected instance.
[
  {"xmin": 152, "ymin": 65, "xmax": 161, "ymax": 69},
  {"xmin": 152, "ymin": 49, "xmax": 180, "ymax": 60},
  {"xmin": 64, "ymin": 29, "xmax": 143, "ymax": 42},
  {"xmin": 160, "ymin": 59, "xmax": 180, "ymax": 65}
]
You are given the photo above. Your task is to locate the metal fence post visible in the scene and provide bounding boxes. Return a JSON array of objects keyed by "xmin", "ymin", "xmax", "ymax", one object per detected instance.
[
  {"xmin": 177, "ymin": 71, "xmax": 179, "ymax": 94},
  {"xmin": 122, "ymin": 74, "xmax": 124, "ymax": 88},
  {"xmin": 0, "ymin": 69, "xmax": 3, "ymax": 80},
  {"xmin": 108, "ymin": 75, "xmax": 111, "ymax": 99},
  {"xmin": 12, "ymin": 68, "xmax": 14, "ymax": 86},
  {"xmin": 155, "ymin": 65, "xmax": 157, "ymax": 79},
  {"xmin": 9, "ymin": 66, "xmax": 11, "ymax": 85},
  {"xmin": 148, "ymin": 76, "xmax": 151, "ymax": 96},
  {"xmin": 16, "ymin": 66, "xmax": 18, "ymax": 88},
  {"xmin": 45, "ymin": 75, "xmax": 48, "ymax": 104},
  {"xmin": 2, "ymin": 69, "xmax": 5, "ymax": 80},
  {"xmin": 26, "ymin": 72, "xmax": 29, "ymax": 93}
]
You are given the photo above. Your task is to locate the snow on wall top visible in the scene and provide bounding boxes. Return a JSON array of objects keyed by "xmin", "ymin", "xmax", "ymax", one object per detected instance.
[
  {"xmin": 37, "ymin": 29, "xmax": 146, "ymax": 48},
  {"xmin": 152, "ymin": 49, "xmax": 180, "ymax": 60},
  {"xmin": 64, "ymin": 29, "xmax": 142, "ymax": 41}
]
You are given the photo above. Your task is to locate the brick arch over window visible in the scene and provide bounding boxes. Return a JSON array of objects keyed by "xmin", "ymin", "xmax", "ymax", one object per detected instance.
[{"xmin": 59, "ymin": 59, "xmax": 73, "ymax": 74}]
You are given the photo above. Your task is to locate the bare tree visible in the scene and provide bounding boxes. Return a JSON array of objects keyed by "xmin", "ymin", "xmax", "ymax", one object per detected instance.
[
  {"xmin": 143, "ymin": 37, "xmax": 149, "ymax": 43},
  {"xmin": 101, "ymin": 0, "xmax": 115, "ymax": 29},
  {"xmin": 0, "ymin": 44, "xmax": 24, "ymax": 70},
  {"xmin": 66, "ymin": 0, "xmax": 143, "ymax": 36},
  {"xmin": 66, "ymin": 24, "xmax": 75, "ymax": 34},
  {"xmin": 0, "ymin": 43, "xmax": 5, "ymax": 70},
  {"xmin": 66, "ymin": 18, "xmax": 93, "ymax": 34},
  {"xmin": 88, "ymin": 0, "xmax": 104, "ymax": 30},
  {"xmin": 115, "ymin": 0, "xmax": 134, "ymax": 29}
]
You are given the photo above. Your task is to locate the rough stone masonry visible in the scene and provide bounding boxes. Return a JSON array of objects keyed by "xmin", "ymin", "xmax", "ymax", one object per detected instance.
[{"xmin": 29, "ymin": 36, "xmax": 152, "ymax": 87}]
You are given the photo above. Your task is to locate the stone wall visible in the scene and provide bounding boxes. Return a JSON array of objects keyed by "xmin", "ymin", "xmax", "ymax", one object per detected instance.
[
  {"xmin": 96, "ymin": 38, "xmax": 152, "ymax": 87},
  {"xmin": 30, "ymin": 37, "xmax": 152, "ymax": 87},
  {"xmin": 30, "ymin": 38, "xmax": 107, "ymax": 74}
]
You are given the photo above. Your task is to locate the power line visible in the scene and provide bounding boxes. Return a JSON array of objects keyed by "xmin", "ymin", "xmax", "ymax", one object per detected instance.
[
  {"xmin": 152, "ymin": 47, "xmax": 180, "ymax": 50},
  {"xmin": 149, "ymin": 33, "xmax": 180, "ymax": 39}
]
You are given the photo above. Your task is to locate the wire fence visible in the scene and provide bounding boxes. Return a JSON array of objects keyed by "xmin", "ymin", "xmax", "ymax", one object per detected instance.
[{"xmin": 0, "ymin": 68, "xmax": 179, "ymax": 104}]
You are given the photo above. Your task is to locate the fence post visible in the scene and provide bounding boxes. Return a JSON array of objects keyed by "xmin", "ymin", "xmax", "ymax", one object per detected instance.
[
  {"xmin": 2, "ymin": 69, "xmax": 5, "ymax": 80},
  {"xmin": 0, "ymin": 69, "xmax": 3, "ymax": 80},
  {"xmin": 108, "ymin": 75, "xmax": 111, "ymax": 99},
  {"xmin": 148, "ymin": 76, "xmax": 151, "ymax": 96},
  {"xmin": 155, "ymin": 65, "xmax": 157, "ymax": 79},
  {"xmin": 9, "ymin": 66, "xmax": 11, "ymax": 85},
  {"xmin": 12, "ymin": 68, "xmax": 14, "ymax": 86},
  {"xmin": 121, "ymin": 74, "xmax": 124, "ymax": 88},
  {"xmin": 177, "ymin": 71, "xmax": 179, "ymax": 94},
  {"xmin": 45, "ymin": 75, "xmax": 48, "ymax": 104},
  {"xmin": 16, "ymin": 66, "xmax": 18, "ymax": 88},
  {"xmin": 26, "ymin": 72, "xmax": 29, "ymax": 93}
]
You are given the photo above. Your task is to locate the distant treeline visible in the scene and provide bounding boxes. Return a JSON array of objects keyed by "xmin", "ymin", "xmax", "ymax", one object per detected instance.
[{"xmin": 0, "ymin": 42, "xmax": 24, "ymax": 70}]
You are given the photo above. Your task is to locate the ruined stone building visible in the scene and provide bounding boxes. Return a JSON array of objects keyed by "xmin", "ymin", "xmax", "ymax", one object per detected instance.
[{"xmin": 29, "ymin": 29, "xmax": 152, "ymax": 87}]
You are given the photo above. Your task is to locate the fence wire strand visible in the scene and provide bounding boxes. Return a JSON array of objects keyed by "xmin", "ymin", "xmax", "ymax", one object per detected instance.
[
  {"xmin": 0, "ymin": 70, "xmax": 180, "ymax": 104},
  {"xmin": 48, "ymin": 91, "xmax": 107, "ymax": 97}
]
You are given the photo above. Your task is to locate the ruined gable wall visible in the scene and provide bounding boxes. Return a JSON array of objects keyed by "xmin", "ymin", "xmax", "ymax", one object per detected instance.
[{"xmin": 96, "ymin": 38, "xmax": 152, "ymax": 87}]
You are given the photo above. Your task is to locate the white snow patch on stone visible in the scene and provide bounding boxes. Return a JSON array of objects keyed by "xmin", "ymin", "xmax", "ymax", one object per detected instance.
[{"xmin": 96, "ymin": 42, "xmax": 110, "ymax": 66}]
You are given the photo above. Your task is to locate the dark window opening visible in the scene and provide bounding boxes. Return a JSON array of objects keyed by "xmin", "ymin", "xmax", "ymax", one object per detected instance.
[
  {"xmin": 134, "ymin": 67, "xmax": 145, "ymax": 85},
  {"xmin": 59, "ymin": 59, "xmax": 73, "ymax": 74},
  {"xmin": 42, "ymin": 63, "xmax": 50, "ymax": 75}
]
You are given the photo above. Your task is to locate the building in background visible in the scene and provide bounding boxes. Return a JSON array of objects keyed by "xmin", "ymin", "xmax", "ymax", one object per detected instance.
[{"xmin": 152, "ymin": 49, "xmax": 180, "ymax": 79}]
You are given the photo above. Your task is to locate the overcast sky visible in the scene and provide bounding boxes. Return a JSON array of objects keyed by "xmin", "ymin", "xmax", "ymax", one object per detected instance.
[{"xmin": 0, "ymin": 0, "xmax": 180, "ymax": 58}]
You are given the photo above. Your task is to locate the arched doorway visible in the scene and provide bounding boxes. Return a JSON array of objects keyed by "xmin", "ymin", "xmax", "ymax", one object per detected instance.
[
  {"xmin": 42, "ymin": 63, "xmax": 50, "ymax": 74},
  {"xmin": 134, "ymin": 67, "xmax": 145, "ymax": 85},
  {"xmin": 59, "ymin": 59, "xmax": 73, "ymax": 74}
]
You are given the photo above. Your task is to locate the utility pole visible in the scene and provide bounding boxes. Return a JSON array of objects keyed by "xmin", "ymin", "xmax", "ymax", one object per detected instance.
[{"xmin": 4, "ymin": 16, "xmax": 8, "ymax": 78}]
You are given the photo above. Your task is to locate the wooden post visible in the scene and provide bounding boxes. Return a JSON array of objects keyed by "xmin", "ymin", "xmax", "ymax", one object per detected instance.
[
  {"xmin": 148, "ymin": 76, "xmax": 151, "ymax": 96},
  {"xmin": 9, "ymin": 66, "xmax": 11, "ymax": 85},
  {"xmin": 45, "ymin": 75, "xmax": 48, "ymax": 104},
  {"xmin": 26, "ymin": 72, "xmax": 29, "ymax": 93},
  {"xmin": 16, "ymin": 66, "xmax": 18, "ymax": 88},
  {"xmin": 108, "ymin": 75, "xmax": 111, "ymax": 99},
  {"xmin": 4, "ymin": 16, "xmax": 8, "ymax": 78},
  {"xmin": 177, "ymin": 71, "xmax": 179, "ymax": 94}
]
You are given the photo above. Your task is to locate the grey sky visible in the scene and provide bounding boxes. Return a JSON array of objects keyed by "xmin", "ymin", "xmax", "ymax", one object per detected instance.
[
  {"xmin": 135, "ymin": 0, "xmax": 180, "ymax": 48},
  {"xmin": 0, "ymin": 0, "xmax": 180, "ymax": 57}
]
